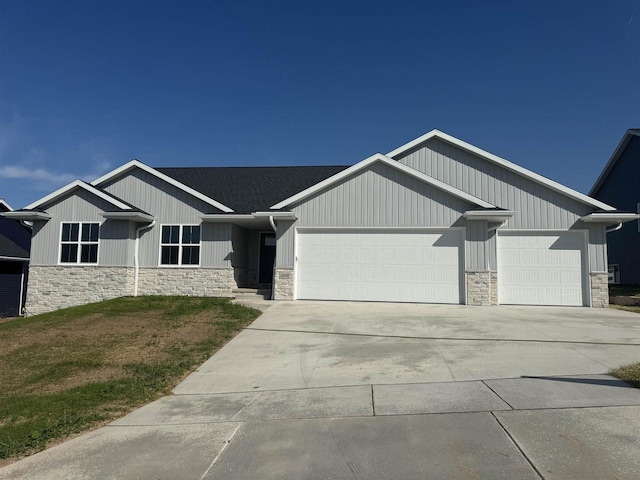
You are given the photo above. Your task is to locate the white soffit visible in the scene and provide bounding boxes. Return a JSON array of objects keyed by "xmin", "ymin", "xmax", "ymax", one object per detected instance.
[
  {"xmin": 580, "ymin": 213, "xmax": 640, "ymax": 223},
  {"xmin": 270, "ymin": 154, "xmax": 494, "ymax": 210},
  {"xmin": 387, "ymin": 129, "xmax": 616, "ymax": 212},
  {"xmin": 24, "ymin": 180, "xmax": 132, "ymax": 211},
  {"xmin": 91, "ymin": 159, "xmax": 234, "ymax": 213}
]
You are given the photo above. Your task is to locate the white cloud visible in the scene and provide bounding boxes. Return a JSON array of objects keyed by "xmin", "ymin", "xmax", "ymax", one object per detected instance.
[{"xmin": 0, "ymin": 165, "xmax": 76, "ymax": 184}]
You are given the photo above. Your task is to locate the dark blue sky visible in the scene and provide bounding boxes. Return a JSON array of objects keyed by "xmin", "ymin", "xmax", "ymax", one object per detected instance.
[{"xmin": 0, "ymin": 1, "xmax": 638, "ymax": 208}]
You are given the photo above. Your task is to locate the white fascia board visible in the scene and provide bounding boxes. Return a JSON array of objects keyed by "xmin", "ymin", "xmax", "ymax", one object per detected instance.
[
  {"xmin": 201, "ymin": 214, "xmax": 254, "ymax": 222},
  {"xmin": 102, "ymin": 211, "xmax": 155, "ymax": 222},
  {"xmin": 91, "ymin": 159, "xmax": 234, "ymax": 213},
  {"xmin": 270, "ymin": 153, "xmax": 494, "ymax": 210},
  {"xmin": 0, "ymin": 211, "xmax": 51, "ymax": 221},
  {"xmin": 580, "ymin": 213, "xmax": 640, "ymax": 223},
  {"xmin": 463, "ymin": 210, "xmax": 516, "ymax": 222},
  {"xmin": 0, "ymin": 199, "xmax": 13, "ymax": 211},
  {"xmin": 0, "ymin": 255, "xmax": 29, "ymax": 261},
  {"xmin": 23, "ymin": 180, "xmax": 132, "ymax": 211},
  {"xmin": 387, "ymin": 129, "xmax": 616, "ymax": 212},
  {"xmin": 589, "ymin": 129, "xmax": 640, "ymax": 196},
  {"xmin": 252, "ymin": 211, "xmax": 297, "ymax": 219}
]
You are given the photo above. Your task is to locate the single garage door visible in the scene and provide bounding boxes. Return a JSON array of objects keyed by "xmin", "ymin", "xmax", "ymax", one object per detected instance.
[
  {"xmin": 296, "ymin": 229, "xmax": 463, "ymax": 304},
  {"xmin": 497, "ymin": 231, "xmax": 587, "ymax": 306}
]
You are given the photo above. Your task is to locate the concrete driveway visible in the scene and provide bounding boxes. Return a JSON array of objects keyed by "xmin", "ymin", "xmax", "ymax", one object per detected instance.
[{"xmin": 2, "ymin": 302, "xmax": 640, "ymax": 479}]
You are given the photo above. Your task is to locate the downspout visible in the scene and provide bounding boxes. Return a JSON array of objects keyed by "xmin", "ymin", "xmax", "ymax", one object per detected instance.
[
  {"xmin": 269, "ymin": 216, "xmax": 277, "ymax": 300},
  {"xmin": 134, "ymin": 221, "xmax": 156, "ymax": 297},
  {"xmin": 606, "ymin": 223, "xmax": 622, "ymax": 233}
]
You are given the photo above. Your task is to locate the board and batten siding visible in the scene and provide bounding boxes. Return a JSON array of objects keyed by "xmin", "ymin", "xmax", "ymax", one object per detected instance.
[
  {"xmin": 394, "ymin": 138, "xmax": 594, "ymax": 229},
  {"xmin": 465, "ymin": 220, "xmax": 487, "ymax": 271},
  {"xmin": 30, "ymin": 189, "xmax": 134, "ymax": 266},
  {"xmin": 101, "ymin": 168, "xmax": 232, "ymax": 268},
  {"xmin": 276, "ymin": 161, "xmax": 475, "ymax": 268}
]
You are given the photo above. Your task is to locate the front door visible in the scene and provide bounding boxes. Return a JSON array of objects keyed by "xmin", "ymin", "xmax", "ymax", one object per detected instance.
[{"xmin": 259, "ymin": 232, "xmax": 276, "ymax": 284}]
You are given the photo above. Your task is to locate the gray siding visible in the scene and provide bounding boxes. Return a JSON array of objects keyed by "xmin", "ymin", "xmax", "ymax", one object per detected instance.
[
  {"xmin": 102, "ymin": 169, "xmax": 231, "ymax": 268},
  {"xmin": 231, "ymin": 225, "xmax": 248, "ymax": 269},
  {"xmin": 465, "ymin": 220, "xmax": 487, "ymax": 271},
  {"xmin": 395, "ymin": 138, "xmax": 594, "ymax": 229},
  {"xmin": 591, "ymin": 136, "xmax": 640, "ymax": 283},
  {"xmin": 31, "ymin": 189, "xmax": 132, "ymax": 266},
  {"xmin": 277, "ymin": 161, "xmax": 474, "ymax": 268},
  {"xmin": 587, "ymin": 223, "xmax": 608, "ymax": 273}
]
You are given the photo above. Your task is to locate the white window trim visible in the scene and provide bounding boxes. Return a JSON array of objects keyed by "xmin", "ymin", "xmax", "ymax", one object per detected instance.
[
  {"xmin": 57, "ymin": 221, "xmax": 101, "ymax": 266},
  {"xmin": 158, "ymin": 224, "xmax": 202, "ymax": 268},
  {"xmin": 608, "ymin": 264, "xmax": 620, "ymax": 284}
]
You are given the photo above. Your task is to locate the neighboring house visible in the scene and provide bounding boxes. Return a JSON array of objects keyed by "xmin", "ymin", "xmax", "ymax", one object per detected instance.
[
  {"xmin": 590, "ymin": 129, "xmax": 640, "ymax": 285},
  {"xmin": 0, "ymin": 199, "xmax": 30, "ymax": 317},
  {"xmin": 4, "ymin": 130, "xmax": 638, "ymax": 315}
]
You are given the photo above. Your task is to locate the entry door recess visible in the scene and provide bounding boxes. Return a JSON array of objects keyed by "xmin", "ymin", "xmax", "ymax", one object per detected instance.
[
  {"xmin": 296, "ymin": 229, "xmax": 464, "ymax": 304},
  {"xmin": 497, "ymin": 231, "xmax": 587, "ymax": 306}
]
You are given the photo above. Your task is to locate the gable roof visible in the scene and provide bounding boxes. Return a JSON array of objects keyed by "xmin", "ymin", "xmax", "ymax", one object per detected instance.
[
  {"xmin": 157, "ymin": 165, "xmax": 349, "ymax": 213},
  {"xmin": 91, "ymin": 160, "xmax": 235, "ymax": 213},
  {"xmin": 387, "ymin": 129, "xmax": 615, "ymax": 212},
  {"xmin": 0, "ymin": 201, "xmax": 30, "ymax": 259},
  {"xmin": 589, "ymin": 129, "xmax": 640, "ymax": 197},
  {"xmin": 0, "ymin": 199, "xmax": 13, "ymax": 212},
  {"xmin": 23, "ymin": 180, "xmax": 134, "ymax": 212},
  {"xmin": 270, "ymin": 153, "xmax": 495, "ymax": 210}
]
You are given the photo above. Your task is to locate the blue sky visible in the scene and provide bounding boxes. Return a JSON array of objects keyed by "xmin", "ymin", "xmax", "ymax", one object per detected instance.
[{"xmin": 0, "ymin": 1, "xmax": 638, "ymax": 208}]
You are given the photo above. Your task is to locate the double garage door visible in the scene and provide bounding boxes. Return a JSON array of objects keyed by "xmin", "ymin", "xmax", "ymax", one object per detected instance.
[
  {"xmin": 296, "ymin": 229, "xmax": 588, "ymax": 307},
  {"xmin": 296, "ymin": 229, "xmax": 464, "ymax": 304}
]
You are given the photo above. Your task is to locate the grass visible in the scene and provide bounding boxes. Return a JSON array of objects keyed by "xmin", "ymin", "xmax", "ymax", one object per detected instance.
[
  {"xmin": 0, "ymin": 296, "xmax": 261, "ymax": 464},
  {"xmin": 609, "ymin": 284, "xmax": 640, "ymax": 297},
  {"xmin": 610, "ymin": 363, "xmax": 640, "ymax": 389}
]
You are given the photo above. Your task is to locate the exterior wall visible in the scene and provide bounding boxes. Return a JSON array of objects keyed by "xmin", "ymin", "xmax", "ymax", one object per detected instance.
[
  {"xmin": 26, "ymin": 266, "xmax": 134, "ymax": 315},
  {"xmin": 137, "ymin": 267, "xmax": 235, "ymax": 297},
  {"xmin": 465, "ymin": 220, "xmax": 487, "ymax": 271},
  {"xmin": 590, "ymin": 272, "xmax": 609, "ymax": 308},
  {"xmin": 278, "ymin": 162, "xmax": 474, "ymax": 269},
  {"xmin": 591, "ymin": 136, "xmax": 640, "ymax": 284},
  {"xmin": 395, "ymin": 138, "xmax": 594, "ymax": 229},
  {"xmin": 30, "ymin": 189, "xmax": 133, "ymax": 266},
  {"xmin": 585, "ymin": 223, "xmax": 608, "ymax": 273},
  {"xmin": 102, "ymin": 169, "xmax": 231, "ymax": 268},
  {"xmin": 466, "ymin": 271, "xmax": 491, "ymax": 306}
]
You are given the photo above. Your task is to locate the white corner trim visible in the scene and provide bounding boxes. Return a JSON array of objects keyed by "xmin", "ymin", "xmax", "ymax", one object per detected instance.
[
  {"xmin": 24, "ymin": 180, "xmax": 132, "ymax": 211},
  {"xmin": 90, "ymin": 159, "xmax": 234, "ymax": 213},
  {"xmin": 386, "ymin": 129, "xmax": 616, "ymax": 212},
  {"xmin": 589, "ymin": 129, "xmax": 640, "ymax": 196},
  {"xmin": 270, "ymin": 153, "xmax": 494, "ymax": 210}
]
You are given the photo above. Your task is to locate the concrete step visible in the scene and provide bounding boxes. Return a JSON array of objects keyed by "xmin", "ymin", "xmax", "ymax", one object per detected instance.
[{"xmin": 232, "ymin": 288, "xmax": 272, "ymax": 300}]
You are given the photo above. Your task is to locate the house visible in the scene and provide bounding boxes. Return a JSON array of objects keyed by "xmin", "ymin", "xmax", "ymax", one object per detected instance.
[
  {"xmin": 4, "ymin": 129, "xmax": 638, "ymax": 315},
  {"xmin": 0, "ymin": 199, "xmax": 30, "ymax": 317},
  {"xmin": 590, "ymin": 129, "xmax": 640, "ymax": 285}
]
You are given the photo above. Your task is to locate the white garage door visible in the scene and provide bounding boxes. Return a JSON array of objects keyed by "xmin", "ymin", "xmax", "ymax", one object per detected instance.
[
  {"xmin": 497, "ymin": 231, "xmax": 587, "ymax": 306},
  {"xmin": 296, "ymin": 229, "xmax": 463, "ymax": 304}
]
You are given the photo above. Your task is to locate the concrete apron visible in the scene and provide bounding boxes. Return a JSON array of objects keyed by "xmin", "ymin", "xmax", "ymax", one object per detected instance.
[{"xmin": 2, "ymin": 301, "xmax": 640, "ymax": 479}]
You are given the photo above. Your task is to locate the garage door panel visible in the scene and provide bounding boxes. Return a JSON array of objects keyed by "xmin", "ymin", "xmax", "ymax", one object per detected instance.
[
  {"xmin": 296, "ymin": 230, "xmax": 463, "ymax": 304},
  {"xmin": 498, "ymin": 232, "xmax": 586, "ymax": 307}
]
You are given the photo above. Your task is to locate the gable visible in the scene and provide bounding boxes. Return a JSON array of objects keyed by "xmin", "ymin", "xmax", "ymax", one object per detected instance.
[
  {"xmin": 395, "ymin": 137, "xmax": 596, "ymax": 229},
  {"xmin": 591, "ymin": 135, "xmax": 640, "ymax": 211},
  {"xmin": 293, "ymin": 161, "xmax": 477, "ymax": 228}
]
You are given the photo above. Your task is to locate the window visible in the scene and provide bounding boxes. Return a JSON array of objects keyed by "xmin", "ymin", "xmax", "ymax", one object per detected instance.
[
  {"xmin": 60, "ymin": 222, "xmax": 99, "ymax": 264},
  {"xmin": 608, "ymin": 264, "xmax": 620, "ymax": 284},
  {"xmin": 160, "ymin": 225, "xmax": 200, "ymax": 266}
]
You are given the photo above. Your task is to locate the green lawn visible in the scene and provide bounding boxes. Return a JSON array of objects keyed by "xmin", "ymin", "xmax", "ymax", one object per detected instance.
[
  {"xmin": 610, "ymin": 363, "xmax": 640, "ymax": 389},
  {"xmin": 0, "ymin": 296, "xmax": 261, "ymax": 464}
]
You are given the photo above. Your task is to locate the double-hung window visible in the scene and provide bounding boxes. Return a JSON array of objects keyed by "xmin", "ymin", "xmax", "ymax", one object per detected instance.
[
  {"xmin": 160, "ymin": 225, "xmax": 200, "ymax": 266},
  {"xmin": 60, "ymin": 222, "xmax": 99, "ymax": 264}
]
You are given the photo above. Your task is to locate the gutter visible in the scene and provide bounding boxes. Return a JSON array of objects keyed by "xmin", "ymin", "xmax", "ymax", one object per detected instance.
[
  {"xmin": 606, "ymin": 223, "xmax": 623, "ymax": 233},
  {"xmin": 134, "ymin": 220, "xmax": 156, "ymax": 296}
]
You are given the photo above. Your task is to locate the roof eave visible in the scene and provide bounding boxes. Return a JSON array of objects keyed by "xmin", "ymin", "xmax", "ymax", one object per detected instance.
[
  {"xmin": 463, "ymin": 210, "xmax": 517, "ymax": 222},
  {"xmin": 0, "ymin": 210, "xmax": 52, "ymax": 221},
  {"xmin": 102, "ymin": 212, "xmax": 155, "ymax": 222},
  {"xmin": 580, "ymin": 213, "xmax": 640, "ymax": 223}
]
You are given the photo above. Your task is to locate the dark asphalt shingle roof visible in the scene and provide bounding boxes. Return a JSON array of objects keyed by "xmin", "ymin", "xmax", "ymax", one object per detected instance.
[{"xmin": 156, "ymin": 165, "xmax": 350, "ymax": 213}]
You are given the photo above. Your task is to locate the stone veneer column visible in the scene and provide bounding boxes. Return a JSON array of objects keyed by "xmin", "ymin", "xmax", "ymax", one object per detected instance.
[
  {"xmin": 590, "ymin": 272, "xmax": 609, "ymax": 308},
  {"xmin": 273, "ymin": 268, "xmax": 294, "ymax": 300},
  {"xmin": 26, "ymin": 266, "xmax": 135, "ymax": 316},
  {"xmin": 490, "ymin": 271, "xmax": 498, "ymax": 305},
  {"xmin": 466, "ymin": 271, "xmax": 491, "ymax": 306}
]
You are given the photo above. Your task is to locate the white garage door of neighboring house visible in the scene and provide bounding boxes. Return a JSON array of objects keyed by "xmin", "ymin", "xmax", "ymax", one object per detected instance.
[
  {"xmin": 497, "ymin": 231, "xmax": 588, "ymax": 307},
  {"xmin": 296, "ymin": 229, "xmax": 464, "ymax": 304}
]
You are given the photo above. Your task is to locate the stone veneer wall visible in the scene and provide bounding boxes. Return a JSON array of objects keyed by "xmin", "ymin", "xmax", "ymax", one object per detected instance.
[
  {"xmin": 273, "ymin": 268, "xmax": 294, "ymax": 300},
  {"xmin": 490, "ymin": 271, "xmax": 498, "ymax": 305},
  {"xmin": 590, "ymin": 272, "xmax": 609, "ymax": 308},
  {"xmin": 26, "ymin": 266, "xmax": 134, "ymax": 316},
  {"xmin": 137, "ymin": 267, "xmax": 236, "ymax": 297},
  {"xmin": 466, "ymin": 271, "xmax": 491, "ymax": 306}
]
